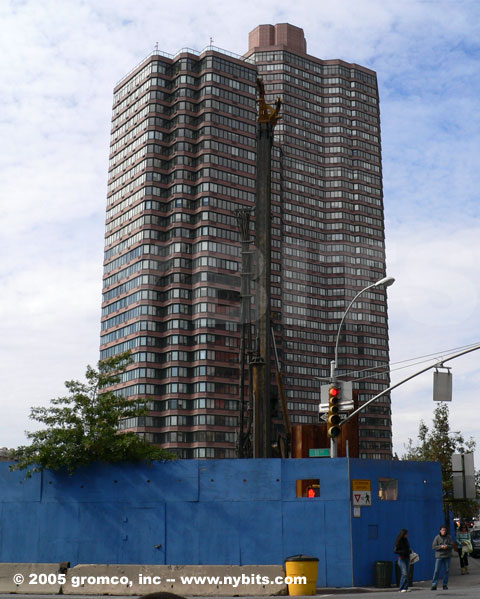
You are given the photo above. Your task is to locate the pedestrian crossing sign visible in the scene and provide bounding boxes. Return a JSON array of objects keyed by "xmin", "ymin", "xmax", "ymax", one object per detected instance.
[{"xmin": 352, "ymin": 490, "xmax": 371, "ymax": 506}]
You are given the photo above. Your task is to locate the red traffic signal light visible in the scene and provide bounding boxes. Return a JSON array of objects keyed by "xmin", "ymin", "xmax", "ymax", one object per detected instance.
[{"xmin": 327, "ymin": 385, "xmax": 342, "ymax": 438}]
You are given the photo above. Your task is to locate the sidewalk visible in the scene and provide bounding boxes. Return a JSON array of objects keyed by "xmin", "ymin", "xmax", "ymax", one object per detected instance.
[
  {"xmin": 313, "ymin": 555, "xmax": 480, "ymax": 594},
  {"xmin": 412, "ymin": 553, "xmax": 480, "ymax": 590}
]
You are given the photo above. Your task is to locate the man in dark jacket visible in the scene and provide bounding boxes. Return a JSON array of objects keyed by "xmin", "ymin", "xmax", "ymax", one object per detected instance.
[{"xmin": 431, "ymin": 525, "xmax": 453, "ymax": 590}]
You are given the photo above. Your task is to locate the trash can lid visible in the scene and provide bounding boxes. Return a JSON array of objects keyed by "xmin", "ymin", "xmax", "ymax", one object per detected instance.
[{"xmin": 285, "ymin": 554, "xmax": 319, "ymax": 562}]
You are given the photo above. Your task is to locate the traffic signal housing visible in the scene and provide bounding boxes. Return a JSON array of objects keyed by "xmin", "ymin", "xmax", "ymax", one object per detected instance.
[{"xmin": 327, "ymin": 385, "xmax": 342, "ymax": 438}]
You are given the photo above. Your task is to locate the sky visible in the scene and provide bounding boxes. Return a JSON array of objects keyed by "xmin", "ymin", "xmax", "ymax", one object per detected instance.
[{"xmin": 1, "ymin": 0, "xmax": 479, "ymax": 465}]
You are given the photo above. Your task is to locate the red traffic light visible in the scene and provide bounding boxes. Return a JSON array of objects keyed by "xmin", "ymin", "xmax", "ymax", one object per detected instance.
[{"xmin": 328, "ymin": 385, "xmax": 342, "ymax": 438}]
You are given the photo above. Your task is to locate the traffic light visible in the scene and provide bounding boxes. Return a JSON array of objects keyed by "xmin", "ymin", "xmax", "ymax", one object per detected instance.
[{"xmin": 327, "ymin": 385, "xmax": 342, "ymax": 438}]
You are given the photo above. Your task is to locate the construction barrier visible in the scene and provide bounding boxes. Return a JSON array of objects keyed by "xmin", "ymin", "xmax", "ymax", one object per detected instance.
[
  {"xmin": 0, "ymin": 563, "xmax": 288, "ymax": 596},
  {"xmin": 0, "ymin": 563, "xmax": 65, "ymax": 594}
]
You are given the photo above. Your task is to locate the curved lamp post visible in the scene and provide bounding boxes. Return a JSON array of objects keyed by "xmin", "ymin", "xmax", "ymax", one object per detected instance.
[{"xmin": 329, "ymin": 275, "xmax": 395, "ymax": 457}]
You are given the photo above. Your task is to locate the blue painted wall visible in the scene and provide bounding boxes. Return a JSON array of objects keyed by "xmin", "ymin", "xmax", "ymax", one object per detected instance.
[
  {"xmin": 350, "ymin": 459, "xmax": 444, "ymax": 586},
  {"xmin": 0, "ymin": 458, "xmax": 442, "ymax": 587}
]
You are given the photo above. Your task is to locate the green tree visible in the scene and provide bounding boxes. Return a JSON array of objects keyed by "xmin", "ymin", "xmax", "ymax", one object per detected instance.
[
  {"xmin": 10, "ymin": 352, "xmax": 174, "ymax": 476},
  {"xmin": 403, "ymin": 403, "xmax": 478, "ymax": 521}
]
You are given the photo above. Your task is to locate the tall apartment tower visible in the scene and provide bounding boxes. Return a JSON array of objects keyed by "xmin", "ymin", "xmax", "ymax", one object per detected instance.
[{"xmin": 101, "ymin": 24, "xmax": 393, "ymax": 459}]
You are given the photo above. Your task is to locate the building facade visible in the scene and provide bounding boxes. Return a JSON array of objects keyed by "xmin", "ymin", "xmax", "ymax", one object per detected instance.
[{"xmin": 100, "ymin": 23, "xmax": 393, "ymax": 459}]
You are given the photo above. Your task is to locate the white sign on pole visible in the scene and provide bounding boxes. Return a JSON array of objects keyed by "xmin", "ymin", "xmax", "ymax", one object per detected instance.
[
  {"xmin": 318, "ymin": 400, "xmax": 354, "ymax": 414},
  {"xmin": 452, "ymin": 453, "xmax": 476, "ymax": 499},
  {"xmin": 433, "ymin": 370, "xmax": 452, "ymax": 402},
  {"xmin": 321, "ymin": 381, "xmax": 353, "ymax": 403},
  {"xmin": 352, "ymin": 490, "xmax": 372, "ymax": 506}
]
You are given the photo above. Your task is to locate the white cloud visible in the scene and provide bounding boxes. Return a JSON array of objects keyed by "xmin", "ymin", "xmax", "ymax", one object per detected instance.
[
  {"xmin": 387, "ymin": 220, "xmax": 480, "ymax": 464},
  {"xmin": 1, "ymin": 0, "xmax": 480, "ymax": 466}
]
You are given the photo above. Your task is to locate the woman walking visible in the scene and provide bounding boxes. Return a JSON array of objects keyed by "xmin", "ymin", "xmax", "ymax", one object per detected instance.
[
  {"xmin": 456, "ymin": 523, "xmax": 471, "ymax": 574},
  {"xmin": 394, "ymin": 528, "xmax": 411, "ymax": 592}
]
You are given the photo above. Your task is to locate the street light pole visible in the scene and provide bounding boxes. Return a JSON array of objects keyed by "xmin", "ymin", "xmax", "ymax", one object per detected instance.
[{"xmin": 329, "ymin": 275, "xmax": 395, "ymax": 457}]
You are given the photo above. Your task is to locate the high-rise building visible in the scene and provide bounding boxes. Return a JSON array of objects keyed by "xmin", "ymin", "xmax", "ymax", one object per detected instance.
[{"xmin": 101, "ymin": 23, "xmax": 392, "ymax": 459}]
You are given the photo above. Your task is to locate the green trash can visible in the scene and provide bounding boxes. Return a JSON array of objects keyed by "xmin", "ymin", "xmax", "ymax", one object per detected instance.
[{"xmin": 374, "ymin": 561, "xmax": 393, "ymax": 588}]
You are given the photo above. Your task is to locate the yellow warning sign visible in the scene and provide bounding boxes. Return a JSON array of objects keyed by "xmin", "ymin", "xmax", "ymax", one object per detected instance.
[{"xmin": 352, "ymin": 479, "xmax": 371, "ymax": 491}]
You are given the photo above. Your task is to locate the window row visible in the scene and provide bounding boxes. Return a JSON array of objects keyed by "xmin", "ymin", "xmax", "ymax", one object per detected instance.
[
  {"xmin": 119, "ymin": 413, "xmax": 238, "ymax": 428},
  {"xmin": 99, "ymin": 332, "xmax": 240, "ymax": 360},
  {"xmin": 115, "ymin": 380, "xmax": 238, "ymax": 398}
]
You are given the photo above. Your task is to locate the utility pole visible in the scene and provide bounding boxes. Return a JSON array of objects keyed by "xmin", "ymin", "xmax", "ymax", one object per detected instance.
[
  {"xmin": 235, "ymin": 208, "xmax": 254, "ymax": 458},
  {"xmin": 252, "ymin": 79, "xmax": 281, "ymax": 458}
]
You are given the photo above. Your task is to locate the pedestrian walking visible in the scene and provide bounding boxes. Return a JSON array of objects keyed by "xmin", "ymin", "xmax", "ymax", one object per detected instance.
[
  {"xmin": 394, "ymin": 528, "xmax": 411, "ymax": 593},
  {"xmin": 431, "ymin": 525, "xmax": 453, "ymax": 590},
  {"xmin": 456, "ymin": 522, "xmax": 471, "ymax": 574}
]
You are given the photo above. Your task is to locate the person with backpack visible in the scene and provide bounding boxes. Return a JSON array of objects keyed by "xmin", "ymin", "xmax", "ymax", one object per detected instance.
[{"xmin": 456, "ymin": 522, "xmax": 472, "ymax": 574}]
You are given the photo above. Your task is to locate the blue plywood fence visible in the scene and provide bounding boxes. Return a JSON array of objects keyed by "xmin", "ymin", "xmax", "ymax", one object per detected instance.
[
  {"xmin": 350, "ymin": 459, "xmax": 444, "ymax": 586},
  {"xmin": 0, "ymin": 458, "xmax": 443, "ymax": 587}
]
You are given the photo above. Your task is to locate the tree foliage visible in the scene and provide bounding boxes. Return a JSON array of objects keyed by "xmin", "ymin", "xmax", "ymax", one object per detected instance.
[
  {"xmin": 10, "ymin": 352, "xmax": 174, "ymax": 476},
  {"xmin": 402, "ymin": 403, "xmax": 478, "ymax": 520}
]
